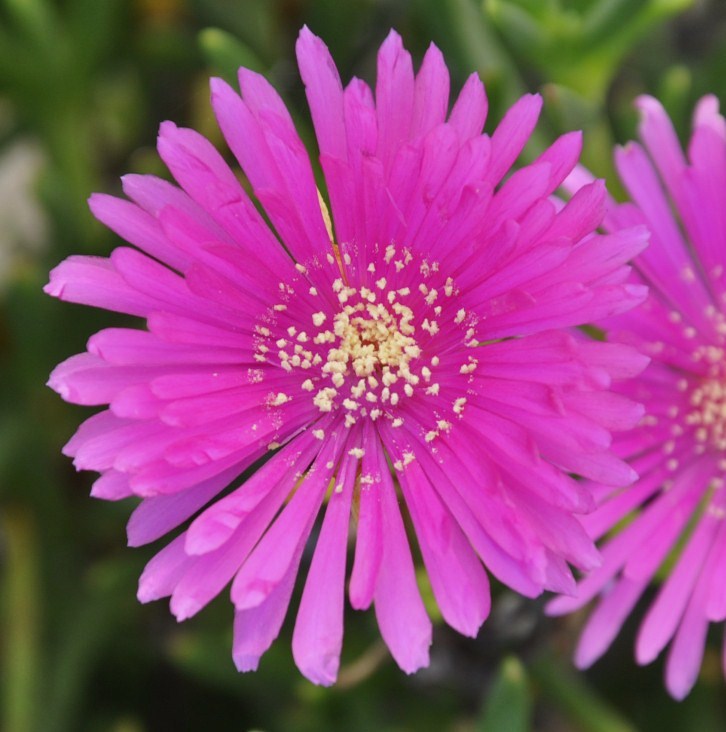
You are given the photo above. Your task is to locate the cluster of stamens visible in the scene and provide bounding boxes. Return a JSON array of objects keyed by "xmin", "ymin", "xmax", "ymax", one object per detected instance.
[
  {"xmin": 308, "ymin": 276, "xmax": 442, "ymax": 427},
  {"xmin": 252, "ymin": 243, "xmax": 479, "ymax": 443},
  {"xmin": 686, "ymin": 378, "xmax": 726, "ymax": 451},
  {"xmin": 652, "ymin": 301, "xmax": 726, "ymax": 471}
]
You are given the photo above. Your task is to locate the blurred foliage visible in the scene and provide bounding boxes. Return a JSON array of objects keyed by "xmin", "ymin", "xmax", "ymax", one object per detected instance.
[
  {"xmin": 2, "ymin": 0, "xmax": 726, "ymax": 730},
  {"xmin": 478, "ymin": 656, "xmax": 532, "ymax": 732}
]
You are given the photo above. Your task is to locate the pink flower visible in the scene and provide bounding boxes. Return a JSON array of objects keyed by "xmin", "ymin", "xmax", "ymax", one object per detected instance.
[
  {"xmin": 548, "ymin": 95, "xmax": 726, "ymax": 700},
  {"xmin": 46, "ymin": 27, "xmax": 647, "ymax": 684}
]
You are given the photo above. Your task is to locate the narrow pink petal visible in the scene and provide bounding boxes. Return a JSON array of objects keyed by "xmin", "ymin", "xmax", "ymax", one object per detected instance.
[
  {"xmin": 128, "ymin": 448, "xmax": 250, "ymax": 496},
  {"xmin": 155, "ymin": 122, "xmax": 289, "ymax": 269},
  {"xmin": 110, "ymin": 385, "xmax": 162, "ymax": 420},
  {"xmin": 375, "ymin": 30, "xmax": 414, "ymax": 170},
  {"xmin": 321, "ymin": 77, "xmax": 377, "ymax": 246},
  {"xmin": 616, "ymin": 142, "xmax": 713, "ymax": 327},
  {"xmin": 448, "ymin": 73, "xmax": 488, "ymax": 139},
  {"xmin": 407, "ymin": 432, "xmax": 543, "ymax": 597},
  {"xmin": 63, "ymin": 410, "xmax": 156, "ymax": 472},
  {"xmin": 693, "ymin": 94, "xmax": 726, "ymax": 137},
  {"xmin": 48, "ymin": 353, "xmax": 155, "ymax": 406},
  {"xmin": 90, "ymin": 470, "xmax": 133, "ymax": 500},
  {"xmin": 147, "ymin": 312, "xmax": 255, "ymax": 350},
  {"xmin": 170, "ymin": 527, "xmax": 254, "ymax": 621},
  {"xmin": 636, "ymin": 510, "xmax": 719, "ymax": 664},
  {"xmin": 399, "ymin": 460, "xmax": 491, "ymax": 637},
  {"xmin": 45, "ymin": 255, "xmax": 156, "ymax": 317},
  {"xmin": 373, "ymin": 446, "xmax": 432, "ymax": 673},
  {"xmin": 683, "ymin": 124, "xmax": 726, "ymax": 284},
  {"xmin": 551, "ymin": 228, "xmax": 649, "ymax": 289},
  {"xmin": 230, "ymin": 431, "xmax": 344, "ymax": 609},
  {"xmin": 546, "ymin": 487, "xmax": 677, "ymax": 617},
  {"xmin": 533, "ymin": 131, "xmax": 583, "ymax": 194},
  {"xmin": 110, "ymin": 246, "xmax": 242, "ymax": 326},
  {"xmin": 121, "ymin": 173, "xmax": 229, "ymax": 241},
  {"xmin": 486, "ymin": 94, "xmax": 542, "ymax": 185},
  {"xmin": 509, "ymin": 486, "xmax": 600, "ymax": 572},
  {"xmin": 634, "ymin": 95, "xmax": 687, "ymax": 200},
  {"xmin": 160, "ymin": 403, "xmax": 312, "ymax": 470},
  {"xmin": 296, "ymin": 26, "xmax": 346, "ymax": 161},
  {"xmin": 575, "ymin": 577, "xmax": 647, "ymax": 668},
  {"xmin": 488, "ymin": 163, "xmax": 552, "ymax": 224},
  {"xmin": 348, "ymin": 423, "xmax": 384, "ymax": 610},
  {"xmin": 88, "ymin": 193, "xmax": 187, "ymax": 271},
  {"xmin": 184, "ymin": 434, "xmax": 321, "ymax": 554},
  {"xmin": 210, "ymin": 77, "xmax": 329, "ymax": 264},
  {"xmin": 137, "ymin": 534, "xmax": 193, "ymax": 603},
  {"xmin": 149, "ymin": 367, "xmax": 252, "ymax": 400},
  {"xmin": 126, "ymin": 462, "xmax": 244, "ymax": 546},
  {"xmin": 87, "ymin": 328, "xmax": 248, "ymax": 367},
  {"xmin": 410, "ymin": 43, "xmax": 450, "ymax": 140},
  {"xmin": 581, "ymin": 458, "xmax": 671, "ymax": 540},
  {"xmin": 292, "ymin": 437, "xmax": 357, "ymax": 685},
  {"xmin": 238, "ymin": 67, "xmax": 295, "ymax": 126},
  {"xmin": 664, "ymin": 580, "xmax": 710, "ymax": 700},
  {"xmin": 544, "ymin": 180, "xmax": 607, "ymax": 242},
  {"xmin": 705, "ymin": 523, "xmax": 726, "ymax": 621},
  {"xmin": 561, "ymin": 390, "xmax": 644, "ymax": 432},
  {"xmin": 168, "ymin": 436, "xmax": 324, "ymax": 619},
  {"xmin": 233, "ymin": 556, "xmax": 299, "ymax": 672}
]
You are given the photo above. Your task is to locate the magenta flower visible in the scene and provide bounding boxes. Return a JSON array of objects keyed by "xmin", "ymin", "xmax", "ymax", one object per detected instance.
[
  {"xmin": 46, "ymin": 27, "xmax": 647, "ymax": 684},
  {"xmin": 548, "ymin": 95, "xmax": 726, "ymax": 699}
]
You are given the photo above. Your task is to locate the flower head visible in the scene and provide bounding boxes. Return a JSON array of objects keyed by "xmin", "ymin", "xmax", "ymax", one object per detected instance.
[
  {"xmin": 47, "ymin": 27, "xmax": 647, "ymax": 684},
  {"xmin": 548, "ymin": 95, "xmax": 726, "ymax": 700}
]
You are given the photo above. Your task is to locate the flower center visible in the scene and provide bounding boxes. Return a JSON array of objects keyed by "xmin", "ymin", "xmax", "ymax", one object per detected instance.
[
  {"xmin": 329, "ymin": 287, "xmax": 419, "ymax": 377},
  {"xmin": 253, "ymin": 243, "xmax": 479, "ymax": 435},
  {"xmin": 686, "ymin": 378, "xmax": 726, "ymax": 450},
  {"xmin": 308, "ymin": 277, "xmax": 439, "ymax": 427}
]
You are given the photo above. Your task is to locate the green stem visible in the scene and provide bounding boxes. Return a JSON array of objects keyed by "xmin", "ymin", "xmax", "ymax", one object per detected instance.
[{"xmin": 1, "ymin": 507, "xmax": 41, "ymax": 732}]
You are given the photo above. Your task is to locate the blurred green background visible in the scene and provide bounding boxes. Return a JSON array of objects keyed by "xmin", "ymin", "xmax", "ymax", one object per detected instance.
[{"xmin": 2, "ymin": 1, "xmax": 726, "ymax": 730}]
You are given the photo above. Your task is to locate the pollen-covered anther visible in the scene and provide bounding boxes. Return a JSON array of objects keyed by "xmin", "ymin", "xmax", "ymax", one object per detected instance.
[
  {"xmin": 266, "ymin": 392, "xmax": 291, "ymax": 407},
  {"xmin": 313, "ymin": 387, "xmax": 337, "ymax": 412},
  {"xmin": 460, "ymin": 359, "xmax": 478, "ymax": 375},
  {"xmin": 392, "ymin": 450, "xmax": 416, "ymax": 472}
]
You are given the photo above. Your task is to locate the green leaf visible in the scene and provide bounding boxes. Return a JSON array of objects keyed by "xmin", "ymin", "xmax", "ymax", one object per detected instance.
[
  {"xmin": 1, "ymin": 0, "xmax": 56, "ymax": 48},
  {"xmin": 66, "ymin": 0, "xmax": 125, "ymax": 75},
  {"xmin": 199, "ymin": 27, "xmax": 267, "ymax": 85},
  {"xmin": 531, "ymin": 652, "xmax": 639, "ymax": 732},
  {"xmin": 478, "ymin": 656, "xmax": 532, "ymax": 732}
]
